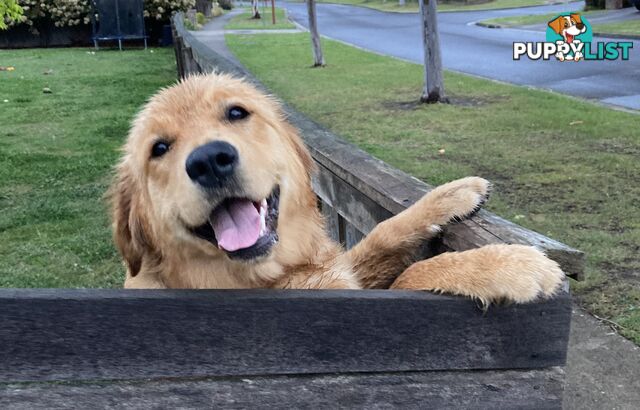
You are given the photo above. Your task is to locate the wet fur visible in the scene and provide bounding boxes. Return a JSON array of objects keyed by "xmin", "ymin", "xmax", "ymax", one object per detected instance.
[{"xmin": 110, "ymin": 74, "xmax": 564, "ymax": 303}]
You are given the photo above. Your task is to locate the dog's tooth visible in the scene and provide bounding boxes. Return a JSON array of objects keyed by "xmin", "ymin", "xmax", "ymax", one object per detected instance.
[{"xmin": 259, "ymin": 204, "xmax": 267, "ymax": 236}]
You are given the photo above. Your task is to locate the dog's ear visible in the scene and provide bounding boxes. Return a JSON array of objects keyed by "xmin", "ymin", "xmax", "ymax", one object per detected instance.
[
  {"xmin": 548, "ymin": 16, "xmax": 565, "ymax": 35},
  {"xmin": 109, "ymin": 161, "xmax": 154, "ymax": 277},
  {"xmin": 570, "ymin": 13, "xmax": 582, "ymax": 25},
  {"xmin": 278, "ymin": 120, "xmax": 316, "ymax": 179}
]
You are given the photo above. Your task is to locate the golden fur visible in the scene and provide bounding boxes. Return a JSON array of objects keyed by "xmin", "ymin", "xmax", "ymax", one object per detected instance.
[{"xmin": 110, "ymin": 73, "xmax": 564, "ymax": 304}]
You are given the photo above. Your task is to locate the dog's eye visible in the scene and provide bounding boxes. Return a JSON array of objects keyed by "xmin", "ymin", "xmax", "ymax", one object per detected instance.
[
  {"xmin": 151, "ymin": 141, "xmax": 170, "ymax": 158},
  {"xmin": 227, "ymin": 106, "xmax": 250, "ymax": 122}
]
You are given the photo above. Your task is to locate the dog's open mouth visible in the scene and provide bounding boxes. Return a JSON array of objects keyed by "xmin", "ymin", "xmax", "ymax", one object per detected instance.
[{"xmin": 191, "ymin": 186, "xmax": 280, "ymax": 260}]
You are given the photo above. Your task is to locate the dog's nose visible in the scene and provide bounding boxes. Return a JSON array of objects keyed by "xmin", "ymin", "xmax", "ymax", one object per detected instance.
[
  {"xmin": 576, "ymin": 23, "xmax": 584, "ymax": 30},
  {"xmin": 186, "ymin": 141, "xmax": 238, "ymax": 188}
]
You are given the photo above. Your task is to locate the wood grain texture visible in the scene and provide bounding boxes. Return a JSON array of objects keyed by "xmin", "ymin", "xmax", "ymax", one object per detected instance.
[
  {"xmin": 0, "ymin": 289, "xmax": 570, "ymax": 383},
  {"xmin": 313, "ymin": 162, "xmax": 393, "ymax": 236},
  {"xmin": 0, "ymin": 368, "xmax": 565, "ymax": 409}
]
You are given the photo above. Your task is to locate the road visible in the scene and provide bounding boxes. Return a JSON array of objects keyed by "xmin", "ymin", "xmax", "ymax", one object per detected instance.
[{"xmin": 283, "ymin": 1, "xmax": 640, "ymax": 110}]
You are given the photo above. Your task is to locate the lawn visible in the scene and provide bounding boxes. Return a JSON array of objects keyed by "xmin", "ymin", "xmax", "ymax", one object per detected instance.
[
  {"xmin": 479, "ymin": 11, "xmax": 592, "ymax": 28},
  {"xmin": 226, "ymin": 33, "xmax": 640, "ymax": 344},
  {"xmin": 226, "ymin": 7, "xmax": 296, "ymax": 30},
  {"xmin": 295, "ymin": 0, "xmax": 552, "ymax": 13},
  {"xmin": 0, "ymin": 48, "xmax": 177, "ymax": 288},
  {"xmin": 479, "ymin": 11, "xmax": 640, "ymax": 37},
  {"xmin": 591, "ymin": 19, "xmax": 640, "ymax": 36}
]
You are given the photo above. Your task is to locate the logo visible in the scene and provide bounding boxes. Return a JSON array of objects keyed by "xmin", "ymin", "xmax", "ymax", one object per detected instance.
[{"xmin": 513, "ymin": 13, "xmax": 633, "ymax": 61}]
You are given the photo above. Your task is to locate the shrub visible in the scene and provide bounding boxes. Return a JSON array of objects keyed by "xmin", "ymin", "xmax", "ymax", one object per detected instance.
[
  {"xmin": 11, "ymin": 0, "xmax": 195, "ymax": 30},
  {"xmin": 196, "ymin": 11, "xmax": 205, "ymax": 24},
  {"xmin": 144, "ymin": 0, "xmax": 195, "ymax": 21},
  {"xmin": 211, "ymin": 3, "xmax": 222, "ymax": 17},
  {"xmin": 16, "ymin": 0, "xmax": 91, "ymax": 28},
  {"xmin": 183, "ymin": 17, "xmax": 198, "ymax": 30},
  {"xmin": 218, "ymin": 0, "xmax": 233, "ymax": 10},
  {"xmin": 584, "ymin": 0, "xmax": 605, "ymax": 9},
  {"xmin": 1, "ymin": 0, "xmax": 23, "ymax": 29}
]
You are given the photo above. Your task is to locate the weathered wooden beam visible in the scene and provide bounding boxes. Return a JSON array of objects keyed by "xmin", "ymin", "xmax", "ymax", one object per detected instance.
[
  {"xmin": 0, "ymin": 368, "xmax": 566, "ymax": 409},
  {"xmin": 0, "ymin": 289, "xmax": 571, "ymax": 383},
  {"xmin": 292, "ymin": 110, "xmax": 584, "ymax": 280}
]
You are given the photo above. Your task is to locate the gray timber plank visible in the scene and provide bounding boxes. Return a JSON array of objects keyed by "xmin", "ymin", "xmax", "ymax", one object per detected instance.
[
  {"xmin": 0, "ymin": 368, "xmax": 565, "ymax": 409},
  {"xmin": 0, "ymin": 289, "xmax": 570, "ymax": 382}
]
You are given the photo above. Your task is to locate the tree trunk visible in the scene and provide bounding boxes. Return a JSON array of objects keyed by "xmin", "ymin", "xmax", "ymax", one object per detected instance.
[
  {"xmin": 419, "ymin": 0, "xmax": 446, "ymax": 103},
  {"xmin": 196, "ymin": 0, "xmax": 212, "ymax": 17},
  {"xmin": 271, "ymin": 0, "xmax": 276, "ymax": 24},
  {"xmin": 307, "ymin": 0, "xmax": 325, "ymax": 67},
  {"xmin": 251, "ymin": 0, "xmax": 261, "ymax": 19}
]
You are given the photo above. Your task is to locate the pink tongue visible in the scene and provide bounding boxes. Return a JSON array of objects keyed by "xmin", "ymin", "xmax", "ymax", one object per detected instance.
[{"xmin": 210, "ymin": 199, "xmax": 261, "ymax": 252}]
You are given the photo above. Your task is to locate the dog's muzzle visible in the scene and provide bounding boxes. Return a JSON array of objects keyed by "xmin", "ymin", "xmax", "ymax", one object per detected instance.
[{"xmin": 190, "ymin": 186, "xmax": 280, "ymax": 261}]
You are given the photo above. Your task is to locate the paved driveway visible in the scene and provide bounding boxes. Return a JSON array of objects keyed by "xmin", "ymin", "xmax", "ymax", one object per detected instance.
[{"xmin": 283, "ymin": 1, "xmax": 640, "ymax": 110}]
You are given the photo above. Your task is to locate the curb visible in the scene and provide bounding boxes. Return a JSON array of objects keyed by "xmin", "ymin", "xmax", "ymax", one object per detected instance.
[
  {"xmin": 592, "ymin": 31, "xmax": 640, "ymax": 40},
  {"xmin": 476, "ymin": 21, "xmax": 505, "ymax": 28},
  {"xmin": 475, "ymin": 21, "xmax": 640, "ymax": 40},
  {"xmin": 284, "ymin": 0, "xmax": 574, "ymax": 14}
]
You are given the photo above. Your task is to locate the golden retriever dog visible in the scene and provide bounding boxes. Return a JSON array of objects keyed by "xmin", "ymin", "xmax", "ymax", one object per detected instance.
[{"xmin": 110, "ymin": 73, "xmax": 563, "ymax": 305}]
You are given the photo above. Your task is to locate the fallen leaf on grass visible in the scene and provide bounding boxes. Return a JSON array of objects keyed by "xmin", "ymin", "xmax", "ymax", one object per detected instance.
[
  {"xmin": 0, "ymin": 66, "xmax": 15, "ymax": 71},
  {"xmin": 569, "ymin": 120, "xmax": 583, "ymax": 126},
  {"xmin": 43, "ymin": 87, "xmax": 52, "ymax": 94},
  {"xmin": 438, "ymin": 148, "xmax": 445, "ymax": 155}
]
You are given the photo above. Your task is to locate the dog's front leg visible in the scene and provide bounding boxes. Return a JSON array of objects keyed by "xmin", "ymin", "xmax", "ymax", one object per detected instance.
[
  {"xmin": 342, "ymin": 177, "xmax": 490, "ymax": 289},
  {"xmin": 124, "ymin": 272, "xmax": 167, "ymax": 289},
  {"xmin": 390, "ymin": 244, "xmax": 564, "ymax": 305}
]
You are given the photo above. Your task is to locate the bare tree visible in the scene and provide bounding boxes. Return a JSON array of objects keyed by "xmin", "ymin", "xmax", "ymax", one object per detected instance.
[
  {"xmin": 307, "ymin": 0, "xmax": 325, "ymax": 67},
  {"xmin": 196, "ymin": 0, "xmax": 212, "ymax": 17},
  {"xmin": 419, "ymin": 0, "xmax": 446, "ymax": 103},
  {"xmin": 251, "ymin": 0, "xmax": 261, "ymax": 19}
]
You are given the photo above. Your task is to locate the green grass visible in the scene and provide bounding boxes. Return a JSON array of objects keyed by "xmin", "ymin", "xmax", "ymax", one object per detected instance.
[
  {"xmin": 0, "ymin": 48, "xmax": 177, "ymax": 288},
  {"xmin": 480, "ymin": 11, "xmax": 640, "ymax": 37},
  {"xmin": 479, "ymin": 12, "xmax": 586, "ymax": 28},
  {"xmin": 292, "ymin": 0, "xmax": 552, "ymax": 13},
  {"xmin": 226, "ymin": 7, "xmax": 296, "ymax": 30},
  {"xmin": 227, "ymin": 33, "xmax": 640, "ymax": 344},
  {"xmin": 591, "ymin": 19, "xmax": 640, "ymax": 36}
]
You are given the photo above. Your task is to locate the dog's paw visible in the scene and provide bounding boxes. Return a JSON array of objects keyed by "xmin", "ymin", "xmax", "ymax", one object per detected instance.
[
  {"xmin": 555, "ymin": 52, "xmax": 565, "ymax": 62},
  {"xmin": 489, "ymin": 245, "xmax": 565, "ymax": 304},
  {"xmin": 421, "ymin": 177, "xmax": 491, "ymax": 225},
  {"xmin": 574, "ymin": 52, "xmax": 583, "ymax": 61},
  {"xmin": 390, "ymin": 244, "xmax": 564, "ymax": 306}
]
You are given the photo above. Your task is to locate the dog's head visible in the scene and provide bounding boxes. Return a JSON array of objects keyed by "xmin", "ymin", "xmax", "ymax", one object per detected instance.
[
  {"xmin": 548, "ymin": 14, "xmax": 586, "ymax": 41},
  {"xmin": 110, "ymin": 74, "xmax": 317, "ymax": 278}
]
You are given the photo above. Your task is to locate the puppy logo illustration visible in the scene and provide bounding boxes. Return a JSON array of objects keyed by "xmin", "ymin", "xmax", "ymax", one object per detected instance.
[
  {"xmin": 546, "ymin": 13, "xmax": 591, "ymax": 62},
  {"xmin": 514, "ymin": 14, "xmax": 632, "ymax": 61}
]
